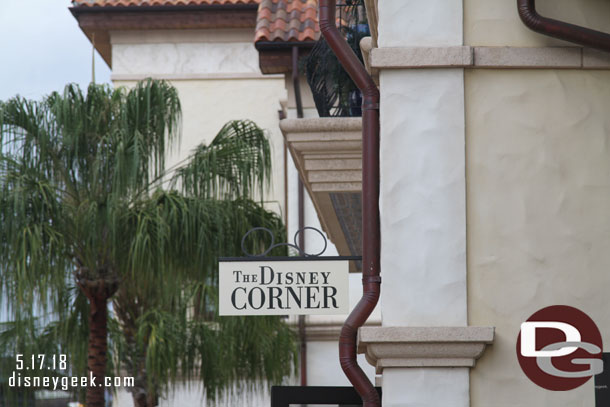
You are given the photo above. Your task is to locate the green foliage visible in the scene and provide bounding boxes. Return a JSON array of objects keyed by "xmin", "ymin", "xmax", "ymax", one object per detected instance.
[
  {"xmin": 174, "ymin": 120, "xmax": 272, "ymax": 200},
  {"xmin": 0, "ymin": 80, "xmax": 296, "ymax": 404},
  {"xmin": 304, "ymin": 1, "xmax": 369, "ymax": 117}
]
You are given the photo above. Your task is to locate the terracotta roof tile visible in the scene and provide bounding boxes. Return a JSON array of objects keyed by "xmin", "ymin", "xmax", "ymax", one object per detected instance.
[
  {"xmin": 255, "ymin": 0, "xmax": 320, "ymax": 43},
  {"xmin": 72, "ymin": 0, "xmax": 259, "ymax": 7},
  {"xmin": 73, "ymin": 0, "xmax": 322, "ymax": 45}
]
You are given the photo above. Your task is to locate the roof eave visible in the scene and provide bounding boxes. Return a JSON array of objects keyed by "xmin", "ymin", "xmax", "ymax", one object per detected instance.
[
  {"xmin": 255, "ymin": 40, "xmax": 317, "ymax": 50},
  {"xmin": 71, "ymin": 3, "xmax": 259, "ymax": 69},
  {"xmin": 255, "ymin": 40, "xmax": 317, "ymax": 74},
  {"xmin": 69, "ymin": 3, "xmax": 258, "ymax": 16}
]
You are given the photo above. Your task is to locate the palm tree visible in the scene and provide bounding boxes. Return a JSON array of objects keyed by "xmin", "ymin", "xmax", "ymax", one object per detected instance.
[{"xmin": 0, "ymin": 81, "xmax": 296, "ymax": 407}]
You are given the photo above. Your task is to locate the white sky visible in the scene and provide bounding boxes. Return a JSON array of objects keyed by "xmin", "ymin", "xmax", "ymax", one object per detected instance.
[{"xmin": 0, "ymin": 0, "xmax": 112, "ymax": 101}]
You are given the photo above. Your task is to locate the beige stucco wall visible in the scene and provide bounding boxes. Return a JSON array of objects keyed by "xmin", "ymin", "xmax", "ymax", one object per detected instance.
[
  {"xmin": 464, "ymin": 0, "xmax": 610, "ymax": 47},
  {"xmin": 110, "ymin": 29, "xmax": 288, "ymax": 213},
  {"xmin": 114, "ymin": 78, "xmax": 287, "ymax": 212},
  {"xmin": 109, "ymin": 30, "xmax": 289, "ymax": 407},
  {"xmin": 110, "ymin": 29, "xmax": 261, "ymax": 75},
  {"xmin": 109, "ymin": 27, "xmax": 366, "ymax": 407},
  {"xmin": 285, "ymin": 75, "xmax": 318, "ymax": 119},
  {"xmin": 466, "ymin": 69, "xmax": 610, "ymax": 406}
]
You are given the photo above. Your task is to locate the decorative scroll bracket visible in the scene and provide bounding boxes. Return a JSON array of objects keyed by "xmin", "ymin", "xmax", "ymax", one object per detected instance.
[{"xmin": 228, "ymin": 226, "xmax": 361, "ymax": 262}]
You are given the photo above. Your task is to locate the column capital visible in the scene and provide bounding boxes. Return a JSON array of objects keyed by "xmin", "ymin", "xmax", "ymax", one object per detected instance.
[{"xmin": 357, "ymin": 326, "xmax": 495, "ymax": 374}]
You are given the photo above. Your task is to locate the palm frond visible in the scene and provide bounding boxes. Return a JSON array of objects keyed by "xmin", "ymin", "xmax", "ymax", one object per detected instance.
[
  {"xmin": 0, "ymin": 81, "xmax": 295, "ymax": 406},
  {"xmin": 173, "ymin": 120, "xmax": 271, "ymax": 200}
]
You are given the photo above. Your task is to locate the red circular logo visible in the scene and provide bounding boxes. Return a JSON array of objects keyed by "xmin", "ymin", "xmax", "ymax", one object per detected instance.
[{"xmin": 516, "ymin": 305, "xmax": 603, "ymax": 391}]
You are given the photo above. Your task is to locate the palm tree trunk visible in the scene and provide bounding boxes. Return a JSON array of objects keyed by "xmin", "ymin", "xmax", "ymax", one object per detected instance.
[
  {"xmin": 87, "ymin": 292, "xmax": 108, "ymax": 407},
  {"xmin": 132, "ymin": 384, "xmax": 158, "ymax": 407},
  {"xmin": 130, "ymin": 357, "xmax": 158, "ymax": 407},
  {"xmin": 114, "ymin": 289, "xmax": 159, "ymax": 407},
  {"xmin": 129, "ymin": 348, "xmax": 159, "ymax": 407}
]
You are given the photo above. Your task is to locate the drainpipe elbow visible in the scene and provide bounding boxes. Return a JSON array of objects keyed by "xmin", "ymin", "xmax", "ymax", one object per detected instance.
[
  {"xmin": 318, "ymin": 3, "xmax": 337, "ymax": 35},
  {"xmin": 339, "ymin": 353, "xmax": 357, "ymax": 372},
  {"xmin": 517, "ymin": 1, "xmax": 541, "ymax": 32},
  {"xmin": 516, "ymin": 0, "xmax": 610, "ymax": 52},
  {"xmin": 362, "ymin": 89, "xmax": 380, "ymax": 108},
  {"xmin": 361, "ymin": 386, "xmax": 381, "ymax": 407},
  {"xmin": 319, "ymin": 19, "xmax": 335, "ymax": 35},
  {"xmin": 362, "ymin": 283, "xmax": 380, "ymax": 303}
]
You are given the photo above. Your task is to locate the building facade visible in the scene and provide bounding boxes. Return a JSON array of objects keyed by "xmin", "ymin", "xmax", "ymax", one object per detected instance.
[
  {"xmin": 71, "ymin": 1, "xmax": 377, "ymax": 406},
  {"xmin": 365, "ymin": 1, "xmax": 610, "ymax": 406},
  {"xmin": 72, "ymin": 0, "xmax": 610, "ymax": 406}
]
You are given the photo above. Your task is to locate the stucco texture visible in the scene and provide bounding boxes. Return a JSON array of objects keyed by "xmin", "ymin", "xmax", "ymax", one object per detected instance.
[
  {"xmin": 114, "ymin": 78, "xmax": 287, "ymax": 211},
  {"xmin": 380, "ymin": 69, "xmax": 467, "ymax": 328},
  {"xmin": 110, "ymin": 30, "xmax": 261, "ymax": 76},
  {"xmin": 466, "ymin": 69, "xmax": 610, "ymax": 406},
  {"xmin": 378, "ymin": 0, "xmax": 462, "ymax": 47},
  {"xmin": 465, "ymin": 0, "xmax": 610, "ymax": 47},
  {"xmin": 112, "ymin": 42, "xmax": 261, "ymax": 75}
]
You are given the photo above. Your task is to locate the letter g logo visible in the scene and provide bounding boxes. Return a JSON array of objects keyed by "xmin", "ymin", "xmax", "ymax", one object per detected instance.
[{"xmin": 516, "ymin": 305, "xmax": 603, "ymax": 391}]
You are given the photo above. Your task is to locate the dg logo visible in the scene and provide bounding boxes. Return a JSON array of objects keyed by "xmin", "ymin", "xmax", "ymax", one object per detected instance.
[{"xmin": 516, "ymin": 305, "xmax": 603, "ymax": 391}]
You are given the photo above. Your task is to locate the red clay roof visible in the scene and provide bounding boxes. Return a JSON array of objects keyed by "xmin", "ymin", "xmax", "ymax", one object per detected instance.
[
  {"xmin": 72, "ymin": 0, "xmax": 319, "ymax": 45},
  {"xmin": 255, "ymin": 0, "xmax": 319, "ymax": 43},
  {"xmin": 71, "ymin": 0, "xmax": 259, "ymax": 6}
]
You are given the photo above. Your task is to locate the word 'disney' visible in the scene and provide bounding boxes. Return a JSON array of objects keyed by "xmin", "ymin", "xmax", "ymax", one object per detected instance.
[{"xmin": 219, "ymin": 260, "xmax": 349, "ymax": 316}]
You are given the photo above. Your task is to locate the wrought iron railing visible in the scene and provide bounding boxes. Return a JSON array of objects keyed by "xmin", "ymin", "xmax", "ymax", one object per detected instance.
[{"xmin": 305, "ymin": 0, "xmax": 369, "ymax": 117}]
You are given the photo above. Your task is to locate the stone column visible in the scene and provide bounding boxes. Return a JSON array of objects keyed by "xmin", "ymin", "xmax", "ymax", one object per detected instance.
[{"xmin": 374, "ymin": 1, "xmax": 482, "ymax": 406}]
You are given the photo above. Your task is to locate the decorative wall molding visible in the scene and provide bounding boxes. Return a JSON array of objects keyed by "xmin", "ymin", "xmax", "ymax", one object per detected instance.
[
  {"xmin": 305, "ymin": 321, "xmax": 381, "ymax": 342},
  {"xmin": 111, "ymin": 73, "xmax": 284, "ymax": 81},
  {"xmin": 110, "ymin": 28, "xmax": 254, "ymax": 45},
  {"xmin": 370, "ymin": 46, "xmax": 610, "ymax": 70},
  {"xmin": 372, "ymin": 46, "xmax": 473, "ymax": 69},
  {"xmin": 357, "ymin": 327, "xmax": 495, "ymax": 374},
  {"xmin": 473, "ymin": 46, "xmax": 580, "ymax": 68},
  {"xmin": 280, "ymin": 118, "xmax": 363, "ymax": 192},
  {"xmin": 305, "ymin": 324, "xmax": 342, "ymax": 342},
  {"xmin": 72, "ymin": 6, "xmax": 258, "ymax": 67}
]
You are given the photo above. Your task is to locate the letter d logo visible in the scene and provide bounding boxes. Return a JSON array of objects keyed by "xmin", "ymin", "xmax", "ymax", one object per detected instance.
[
  {"xmin": 520, "ymin": 322, "xmax": 581, "ymax": 357},
  {"xmin": 516, "ymin": 305, "xmax": 603, "ymax": 391}
]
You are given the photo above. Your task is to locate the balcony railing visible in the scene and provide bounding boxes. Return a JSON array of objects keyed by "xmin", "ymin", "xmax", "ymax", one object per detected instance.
[{"xmin": 305, "ymin": 0, "xmax": 369, "ymax": 118}]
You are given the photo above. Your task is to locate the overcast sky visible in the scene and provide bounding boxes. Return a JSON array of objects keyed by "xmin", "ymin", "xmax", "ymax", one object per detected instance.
[{"xmin": 0, "ymin": 0, "xmax": 112, "ymax": 101}]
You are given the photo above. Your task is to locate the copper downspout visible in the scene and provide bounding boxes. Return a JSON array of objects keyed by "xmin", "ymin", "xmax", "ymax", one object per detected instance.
[
  {"xmin": 517, "ymin": 0, "xmax": 610, "ymax": 52},
  {"xmin": 319, "ymin": 1, "xmax": 381, "ymax": 406}
]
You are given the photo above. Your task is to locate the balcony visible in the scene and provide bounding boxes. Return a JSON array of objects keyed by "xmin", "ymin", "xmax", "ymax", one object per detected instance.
[
  {"xmin": 282, "ymin": 1, "xmax": 371, "ymax": 266},
  {"xmin": 281, "ymin": 117, "xmax": 362, "ymax": 266},
  {"xmin": 305, "ymin": 0, "xmax": 369, "ymax": 118}
]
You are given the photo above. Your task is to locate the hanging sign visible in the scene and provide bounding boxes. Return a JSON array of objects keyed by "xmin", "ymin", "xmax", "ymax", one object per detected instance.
[
  {"xmin": 218, "ymin": 227, "xmax": 355, "ymax": 316},
  {"xmin": 219, "ymin": 259, "xmax": 349, "ymax": 316}
]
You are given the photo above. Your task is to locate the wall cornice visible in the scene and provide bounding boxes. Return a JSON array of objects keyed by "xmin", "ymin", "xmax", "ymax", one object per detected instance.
[
  {"xmin": 358, "ymin": 327, "xmax": 495, "ymax": 374},
  {"xmin": 71, "ymin": 6, "xmax": 257, "ymax": 67},
  {"xmin": 369, "ymin": 46, "xmax": 610, "ymax": 70},
  {"xmin": 111, "ymin": 73, "xmax": 284, "ymax": 81}
]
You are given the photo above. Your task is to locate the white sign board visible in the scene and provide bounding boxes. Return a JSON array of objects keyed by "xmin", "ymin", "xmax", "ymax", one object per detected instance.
[{"xmin": 219, "ymin": 260, "xmax": 349, "ymax": 316}]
